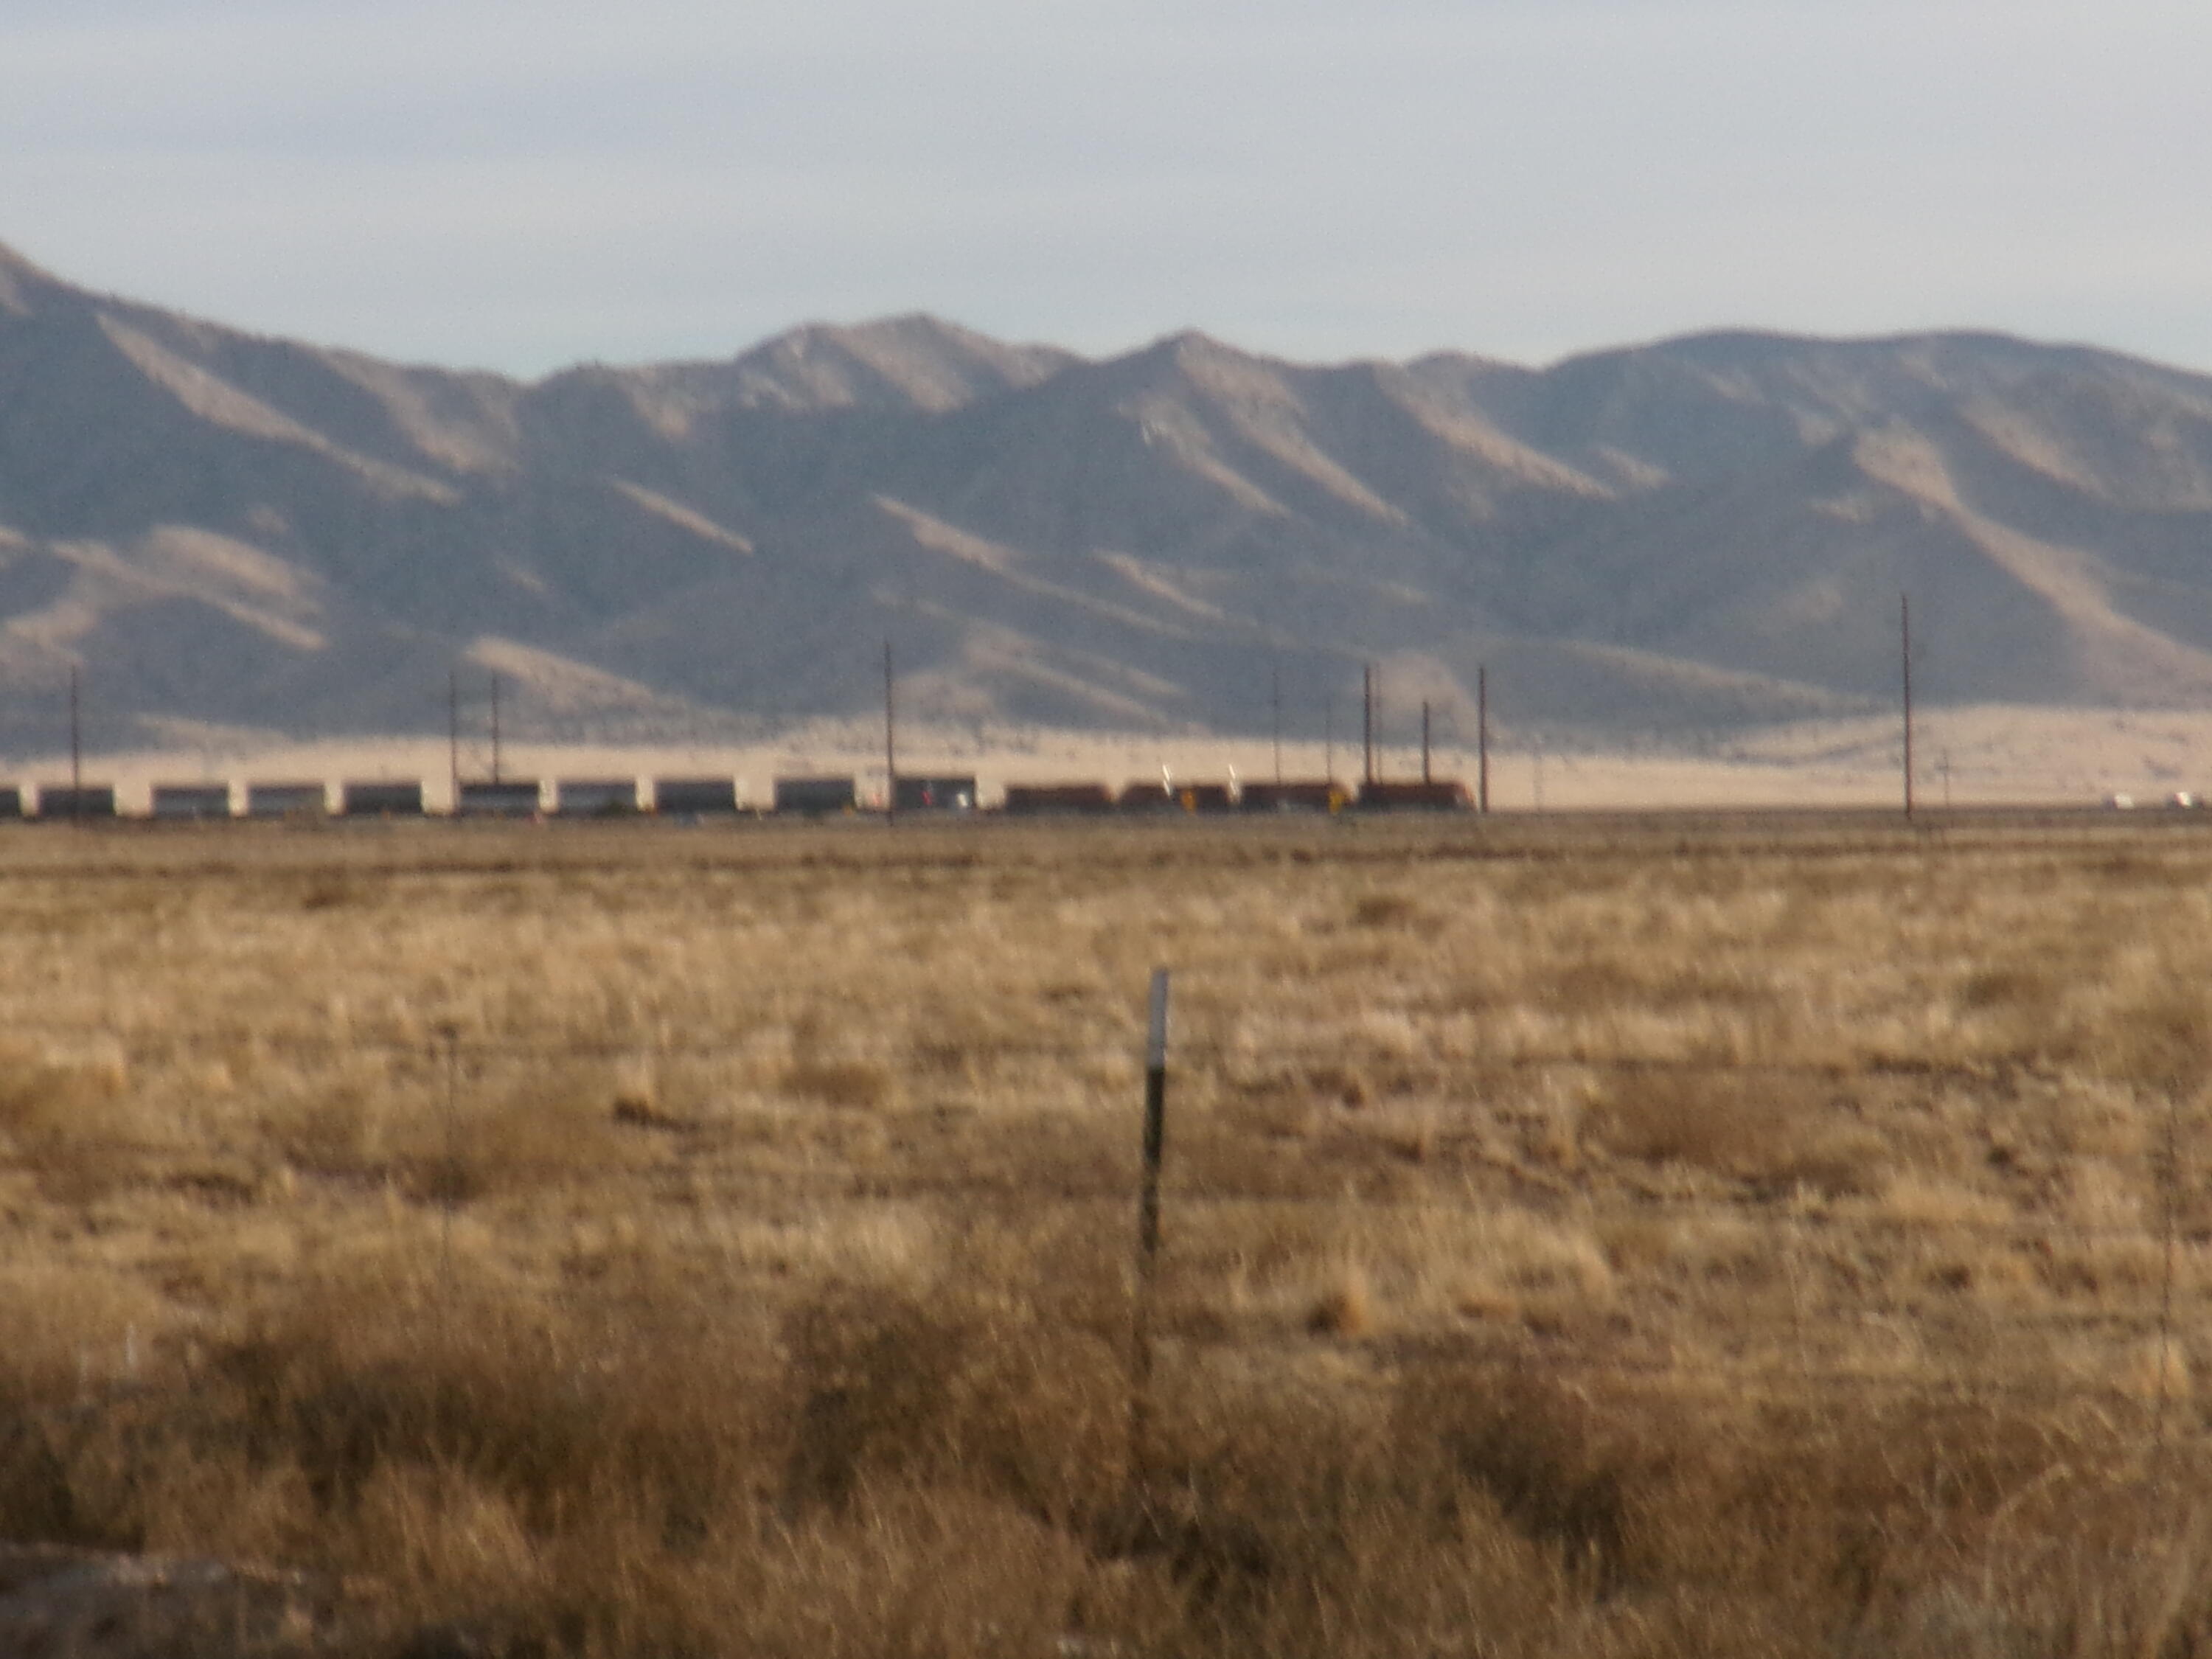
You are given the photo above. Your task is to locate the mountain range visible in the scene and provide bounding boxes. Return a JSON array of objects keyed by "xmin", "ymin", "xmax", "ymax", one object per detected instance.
[{"xmin": 6, "ymin": 239, "xmax": 2212, "ymax": 755}]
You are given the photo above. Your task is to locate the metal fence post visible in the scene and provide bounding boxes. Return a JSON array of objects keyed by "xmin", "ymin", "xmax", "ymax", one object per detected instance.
[{"xmin": 1130, "ymin": 969, "xmax": 1171, "ymax": 1477}]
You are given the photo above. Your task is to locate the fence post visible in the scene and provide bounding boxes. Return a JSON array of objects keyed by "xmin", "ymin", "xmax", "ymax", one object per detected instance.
[
  {"xmin": 2155, "ymin": 1082, "xmax": 2182, "ymax": 1455},
  {"xmin": 1130, "ymin": 969, "xmax": 1172, "ymax": 1478},
  {"xmin": 436, "ymin": 1023, "xmax": 460, "ymax": 1338}
]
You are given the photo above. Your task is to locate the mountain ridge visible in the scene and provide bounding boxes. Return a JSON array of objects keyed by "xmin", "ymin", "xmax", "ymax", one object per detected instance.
[{"xmin": 4, "ymin": 242, "xmax": 2212, "ymax": 754}]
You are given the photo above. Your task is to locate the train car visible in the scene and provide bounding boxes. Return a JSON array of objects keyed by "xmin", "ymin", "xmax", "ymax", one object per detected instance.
[
  {"xmin": 891, "ymin": 775, "xmax": 977, "ymax": 813},
  {"xmin": 554, "ymin": 778, "xmax": 640, "ymax": 816},
  {"xmin": 1119, "ymin": 782, "xmax": 1184, "ymax": 815},
  {"xmin": 773, "ymin": 776, "xmax": 856, "ymax": 816},
  {"xmin": 246, "ymin": 782, "xmax": 328, "ymax": 818},
  {"xmin": 457, "ymin": 779, "xmax": 543, "ymax": 818},
  {"xmin": 35, "ymin": 785, "xmax": 117, "ymax": 820},
  {"xmin": 653, "ymin": 777, "xmax": 740, "ymax": 816},
  {"xmin": 0, "ymin": 785, "xmax": 22, "ymax": 820},
  {"xmin": 1001, "ymin": 782, "xmax": 1117, "ymax": 815},
  {"xmin": 1239, "ymin": 779, "xmax": 1347, "ymax": 813},
  {"xmin": 1178, "ymin": 782, "xmax": 1236, "ymax": 814},
  {"xmin": 150, "ymin": 783, "xmax": 232, "ymax": 821},
  {"xmin": 340, "ymin": 781, "xmax": 425, "ymax": 818},
  {"xmin": 1119, "ymin": 781, "xmax": 1236, "ymax": 815},
  {"xmin": 1357, "ymin": 779, "xmax": 1475, "ymax": 812}
]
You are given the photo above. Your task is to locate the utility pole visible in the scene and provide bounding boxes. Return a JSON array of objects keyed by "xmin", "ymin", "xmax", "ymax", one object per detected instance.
[
  {"xmin": 448, "ymin": 668, "xmax": 460, "ymax": 812},
  {"xmin": 68, "ymin": 665, "xmax": 81, "ymax": 824},
  {"xmin": 1360, "ymin": 665, "xmax": 1370, "ymax": 784},
  {"xmin": 1324, "ymin": 700, "xmax": 1335, "ymax": 785},
  {"xmin": 883, "ymin": 639, "xmax": 897, "ymax": 824},
  {"xmin": 490, "ymin": 673, "xmax": 503, "ymax": 786},
  {"xmin": 1421, "ymin": 700, "xmax": 1432, "ymax": 784},
  {"xmin": 1901, "ymin": 594, "xmax": 1914, "ymax": 819},
  {"xmin": 1477, "ymin": 664, "xmax": 1490, "ymax": 815},
  {"xmin": 1270, "ymin": 662, "xmax": 1282, "ymax": 785}
]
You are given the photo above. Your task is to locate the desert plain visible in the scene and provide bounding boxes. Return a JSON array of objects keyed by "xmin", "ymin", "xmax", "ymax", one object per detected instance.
[{"xmin": 3, "ymin": 806, "xmax": 2212, "ymax": 1655}]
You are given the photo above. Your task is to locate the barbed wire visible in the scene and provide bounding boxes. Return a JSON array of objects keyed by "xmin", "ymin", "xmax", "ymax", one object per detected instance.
[
  {"xmin": 2, "ymin": 1135, "xmax": 2202, "ymax": 1254},
  {"xmin": 40, "ymin": 1315, "xmax": 2212, "ymax": 1444},
  {"xmin": 1, "ymin": 1019, "xmax": 2149, "ymax": 1087}
]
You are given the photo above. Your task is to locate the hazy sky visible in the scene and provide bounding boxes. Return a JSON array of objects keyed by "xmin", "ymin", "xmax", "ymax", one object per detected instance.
[{"xmin": 4, "ymin": 0, "xmax": 2208, "ymax": 377}]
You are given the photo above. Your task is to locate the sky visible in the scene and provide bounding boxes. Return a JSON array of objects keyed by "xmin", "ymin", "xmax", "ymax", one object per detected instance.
[{"xmin": 4, "ymin": 0, "xmax": 2209, "ymax": 379}]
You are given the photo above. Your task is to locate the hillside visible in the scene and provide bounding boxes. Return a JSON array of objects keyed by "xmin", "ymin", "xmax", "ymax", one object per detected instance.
[{"xmin": 4, "ymin": 240, "xmax": 2212, "ymax": 754}]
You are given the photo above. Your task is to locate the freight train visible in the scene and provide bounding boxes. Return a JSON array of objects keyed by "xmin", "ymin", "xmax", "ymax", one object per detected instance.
[{"xmin": 0, "ymin": 771, "xmax": 1475, "ymax": 823}]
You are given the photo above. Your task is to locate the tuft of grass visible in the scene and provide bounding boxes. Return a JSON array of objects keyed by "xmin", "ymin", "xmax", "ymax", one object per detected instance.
[
  {"xmin": 1306, "ymin": 1261, "xmax": 1376, "ymax": 1338},
  {"xmin": 1349, "ymin": 891, "xmax": 1436, "ymax": 933},
  {"xmin": 0, "ymin": 1042, "xmax": 147, "ymax": 1203},
  {"xmin": 398, "ymin": 1082, "xmax": 657, "ymax": 1205},
  {"xmin": 1587, "ymin": 1069, "xmax": 1888, "ymax": 1195},
  {"xmin": 782, "ymin": 1057, "xmax": 900, "ymax": 1110},
  {"xmin": 782, "ymin": 1280, "xmax": 1129, "ymax": 1527}
]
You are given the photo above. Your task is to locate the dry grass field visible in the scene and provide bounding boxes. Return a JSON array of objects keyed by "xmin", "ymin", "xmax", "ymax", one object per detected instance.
[{"xmin": 4, "ymin": 812, "xmax": 2212, "ymax": 1655}]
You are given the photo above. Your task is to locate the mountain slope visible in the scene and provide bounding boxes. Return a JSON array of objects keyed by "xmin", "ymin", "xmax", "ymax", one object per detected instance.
[{"xmin": 4, "ymin": 241, "xmax": 2212, "ymax": 753}]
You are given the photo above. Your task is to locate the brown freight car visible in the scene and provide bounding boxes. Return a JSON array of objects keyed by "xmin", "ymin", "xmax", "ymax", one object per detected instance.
[
  {"xmin": 1001, "ymin": 782, "xmax": 1118, "ymax": 815},
  {"xmin": 1356, "ymin": 779, "xmax": 1475, "ymax": 812}
]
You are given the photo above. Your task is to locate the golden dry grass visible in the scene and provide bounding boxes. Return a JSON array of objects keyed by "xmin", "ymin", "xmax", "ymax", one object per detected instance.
[{"xmin": 3, "ymin": 813, "xmax": 2212, "ymax": 1653}]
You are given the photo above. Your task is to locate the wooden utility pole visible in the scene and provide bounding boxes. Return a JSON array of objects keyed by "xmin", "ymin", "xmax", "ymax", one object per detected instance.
[
  {"xmin": 1373, "ymin": 666, "xmax": 1384, "ymax": 783},
  {"xmin": 1901, "ymin": 594, "xmax": 1914, "ymax": 819},
  {"xmin": 448, "ymin": 669, "xmax": 461, "ymax": 813},
  {"xmin": 1360, "ymin": 665, "xmax": 1371, "ymax": 784},
  {"xmin": 490, "ymin": 673, "xmax": 503, "ymax": 785},
  {"xmin": 1270, "ymin": 662, "xmax": 1282, "ymax": 785},
  {"xmin": 1477, "ymin": 665, "xmax": 1489, "ymax": 815},
  {"xmin": 68, "ymin": 666, "xmax": 81, "ymax": 823},
  {"xmin": 1421, "ymin": 700, "xmax": 1432, "ymax": 784},
  {"xmin": 883, "ymin": 640, "xmax": 897, "ymax": 824}
]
